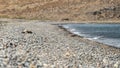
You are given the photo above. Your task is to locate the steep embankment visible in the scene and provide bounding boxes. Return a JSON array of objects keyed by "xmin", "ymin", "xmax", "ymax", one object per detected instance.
[{"xmin": 0, "ymin": 0, "xmax": 120, "ymax": 21}]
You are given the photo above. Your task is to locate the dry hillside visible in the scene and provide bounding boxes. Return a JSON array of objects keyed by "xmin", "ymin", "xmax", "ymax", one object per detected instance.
[{"xmin": 0, "ymin": 0, "xmax": 120, "ymax": 21}]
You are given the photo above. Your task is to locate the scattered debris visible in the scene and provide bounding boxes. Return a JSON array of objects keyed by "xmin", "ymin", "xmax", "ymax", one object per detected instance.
[{"xmin": 22, "ymin": 29, "xmax": 33, "ymax": 34}]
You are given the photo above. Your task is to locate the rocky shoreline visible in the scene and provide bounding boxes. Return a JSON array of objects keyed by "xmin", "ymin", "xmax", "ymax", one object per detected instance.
[{"xmin": 0, "ymin": 19, "xmax": 120, "ymax": 68}]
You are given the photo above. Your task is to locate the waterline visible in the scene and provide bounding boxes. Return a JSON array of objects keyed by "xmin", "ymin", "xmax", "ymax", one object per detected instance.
[{"xmin": 62, "ymin": 23, "xmax": 120, "ymax": 48}]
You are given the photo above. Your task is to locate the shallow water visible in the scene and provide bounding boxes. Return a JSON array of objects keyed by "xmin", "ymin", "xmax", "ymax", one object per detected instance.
[{"xmin": 62, "ymin": 24, "xmax": 120, "ymax": 48}]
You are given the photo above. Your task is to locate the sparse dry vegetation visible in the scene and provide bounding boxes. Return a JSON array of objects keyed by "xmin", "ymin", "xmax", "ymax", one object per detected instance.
[{"xmin": 0, "ymin": 0, "xmax": 120, "ymax": 21}]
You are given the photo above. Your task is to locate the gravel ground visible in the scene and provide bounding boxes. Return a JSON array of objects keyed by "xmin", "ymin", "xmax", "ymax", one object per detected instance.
[{"xmin": 0, "ymin": 19, "xmax": 120, "ymax": 68}]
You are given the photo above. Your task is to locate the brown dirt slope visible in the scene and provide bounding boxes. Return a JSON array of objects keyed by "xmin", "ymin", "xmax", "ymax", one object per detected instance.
[{"xmin": 0, "ymin": 0, "xmax": 120, "ymax": 21}]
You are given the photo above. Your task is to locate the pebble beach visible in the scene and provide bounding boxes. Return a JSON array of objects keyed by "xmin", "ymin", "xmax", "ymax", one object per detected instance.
[{"xmin": 0, "ymin": 19, "xmax": 120, "ymax": 68}]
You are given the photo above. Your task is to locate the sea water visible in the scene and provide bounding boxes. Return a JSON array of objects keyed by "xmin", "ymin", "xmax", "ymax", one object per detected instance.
[{"xmin": 62, "ymin": 23, "xmax": 120, "ymax": 48}]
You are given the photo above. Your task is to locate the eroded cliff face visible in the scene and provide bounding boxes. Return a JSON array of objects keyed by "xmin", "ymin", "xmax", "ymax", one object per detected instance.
[{"xmin": 0, "ymin": 0, "xmax": 119, "ymax": 21}]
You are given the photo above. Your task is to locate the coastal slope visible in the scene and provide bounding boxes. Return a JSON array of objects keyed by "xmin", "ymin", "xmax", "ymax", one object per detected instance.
[{"xmin": 0, "ymin": 0, "xmax": 120, "ymax": 21}]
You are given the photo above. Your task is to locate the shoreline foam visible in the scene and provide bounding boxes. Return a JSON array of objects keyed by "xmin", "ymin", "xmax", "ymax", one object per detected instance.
[{"xmin": 58, "ymin": 24, "xmax": 120, "ymax": 49}]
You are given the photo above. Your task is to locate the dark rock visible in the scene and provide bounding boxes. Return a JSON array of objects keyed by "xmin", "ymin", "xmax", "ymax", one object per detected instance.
[
  {"xmin": 37, "ymin": 65, "xmax": 43, "ymax": 68},
  {"xmin": 4, "ymin": 56, "xmax": 8, "ymax": 58},
  {"xmin": 71, "ymin": 34, "xmax": 76, "ymax": 37},
  {"xmin": 21, "ymin": 32, "xmax": 25, "ymax": 34},
  {"xmin": 62, "ymin": 18, "xmax": 69, "ymax": 21},
  {"xmin": 10, "ymin": 43, "xmax": 13, "ymax": 46},
  {"xmin": 26, "ymin": 31, "xmax": 33, "ymax": 34},
  {"xmin": 92, "ymin": 11, "xmax": 101, "ymax": 15}
]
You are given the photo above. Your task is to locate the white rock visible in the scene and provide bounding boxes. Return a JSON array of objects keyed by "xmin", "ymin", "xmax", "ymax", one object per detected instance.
[{"xmin": 114, "ymin": 61, "xmax": 120, "ymax": 68}]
